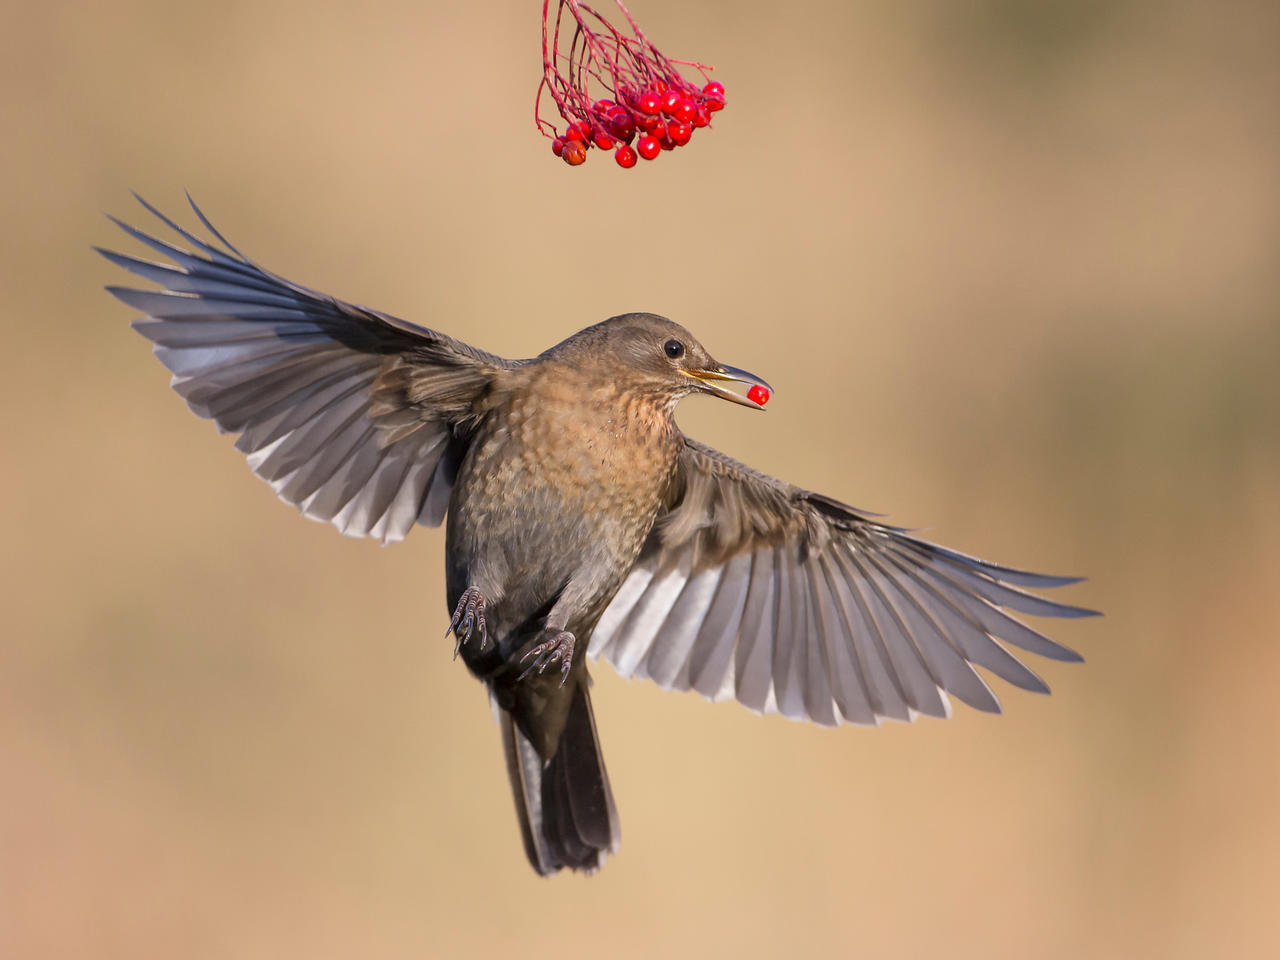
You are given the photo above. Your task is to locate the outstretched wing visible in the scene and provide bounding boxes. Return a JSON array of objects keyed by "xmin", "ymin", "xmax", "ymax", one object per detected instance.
[
  {"xmin": 101, "ymin": 194, "xmax": 513, "ymax": 542},
  {"xmin": 590, "ymin": 438, "xmax": 1097, "ymax": 726}
]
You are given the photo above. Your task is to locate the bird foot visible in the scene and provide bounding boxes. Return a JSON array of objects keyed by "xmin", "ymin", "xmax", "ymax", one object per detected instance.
[
  {"xmin": 446, "ymin": 587, "xmax": 489, "ymax": 657},
  {"xmin": 517, "ymin": 630, "xmax": 576, "ymax": 686}
]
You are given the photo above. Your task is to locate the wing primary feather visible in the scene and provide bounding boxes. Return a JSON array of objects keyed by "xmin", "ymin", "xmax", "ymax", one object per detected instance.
[
  {"xmin": 882, "ymin": 545, "xmax": 1085, "ymax": 663},
  {"xmin": 687, "ymin": 551, "xmax": 753, "ymax": 699},
  {"xmin": 609, "ymin": 555, "xmax": 691, "ymax": 677},
  {"xmin": 893, "ymin": 539, "xmax": 1099, "ymax": 619},
  {"xmin": 878, "ymin": 550, "xmax": 1051, "ymax": 694},
  {"xmin": 644, "ymin": 565, "xmax": 723, "ymax": 689},
  {"xmin": 231, "ymin": 361, "xmax": 382, "ymax": 450},
  {"xmin": 174, "ymin": 345, "xmax": 352, "ymax": 413},
  {"xmin": 133, "ymin": 194, "xmax": 261, "ymax": 274},
  {"xmin": 770, "ymin": 553, "xmax": 807, "ymax": 720},
  {"xmin": 812, "ymin": 557, "xmax": 877, "ymax": 725},
  {"xmin": 105, "ymin": 216, "xmax": 279, "ymax": 293},
  {"xmin": 284, "ymin": 420, "xmax": 382, "ymax": 511},
  {"xmin": 248, "ymin": 380, "xmax": 374, "ymax": 481},
  {"xmin": 859, "ymin": 551, "xmax": 1001, "ymax": 713},
  {"xmin": 824, "ymin": 551, "xmax": 911, "ymax": 721},
  {"xmin": 842, "ymin": 549, "xmax": 949, "ymax": 718},
  {"xmin": 260, "ymin": 391, "xmax": 374, "ymax": 494},
  {"xmin": 96, "ymin": 248, "xmax": 298, "ymax": 305},
  {"xmin": 915, "ymin": 539, "xmax": 1088, "ymax": 588},
  {"xmin": 734, "ymin": 548, "xmax": 778, "ymax": 713},
  {"xmin": 799, "ymin": 563, "xmax": 839, "ymax": 726},
  {"xmin": 589, "ymin": 561, "xmax": 657, "ymax": 660},
  {"xmin": 109, "ymin": 286, "xmax": 315, "ymax": 321},
  {"xmin": 133, "ymin": 317, "xmax": 327, "ymax": 349},
  {"xmin": 305, "ymin": 426, "xmax": 399, "ymax": 526}
]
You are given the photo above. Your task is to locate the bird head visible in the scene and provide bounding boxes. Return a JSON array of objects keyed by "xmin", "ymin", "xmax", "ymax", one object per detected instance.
[{"xmin": 546, "ymin": 313, "xmax": 772, "ymax": 411}]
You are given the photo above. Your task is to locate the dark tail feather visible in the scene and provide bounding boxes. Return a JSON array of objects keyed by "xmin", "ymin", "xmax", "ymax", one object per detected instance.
[{"xmin": 498, "ymin": 681, "xmax": 620, "ymax": 875}]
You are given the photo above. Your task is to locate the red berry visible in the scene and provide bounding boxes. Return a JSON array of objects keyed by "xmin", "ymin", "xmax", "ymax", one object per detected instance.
[
  {"xmin": 705, "ymin": 95, "xmax": 725, "ymax": 113},
  {"xmin": 594, "ymin": 130, "xmax": 614, "ymax": 150},
  {"xmin": 691, "ymin": 106, "xmax": 710, "ymax": 128},
  {"xmin": 593, "ymin": 98, "xmax": 616, "ymax": 115},
  {"xmin": 703, "ymin": 81, "xmax": 725, "ymax": 98},
  {"xmin": 637, "ymin": 113, "xmax": 660, "ymax": 133},
  {"xmin": 562, "ymin": 140, "xmax": 587, "ymax": 166},
  {"xmin": 551, "ymin": 137, "xmax": 566, "ymax": 157},
  {"xmin": 652, "ymin": 79, "xmax": 668, "ymax": 94},
  {"xmin": 660, "ymin": 91, "xmax": 681, "ymax": 116},
  {"xmin": 637, "ymin": 92, "xmax": 661, "ymax": 116},
  {"xmin": 672, "ymin": 99, "xmax": 696, "ymax": 123},
  {"xmin": 668, "ymin": 120, "xmax": 692, "ymax": 145},
  {"xmin": 747, "ymin": 384, "xmax": 769, "ymax": 406},
  {"xmin": 636, "ymin": 135, "xmax": 660, "ymax": 160},
  {"xmin": 615, "ymin": 144, "xmax": 637, "ymax": 168},
  {"xmin": 566, "ymin": 126, "xmax": 585, "ymax": 143},
  {"xmin": 605, "ymin": 109, "xmax": 636, "ymax": 142}
]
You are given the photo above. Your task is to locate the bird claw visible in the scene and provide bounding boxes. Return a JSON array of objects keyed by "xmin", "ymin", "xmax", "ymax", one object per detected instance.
[
  {"xmin": 446, "ymin": 587, "xmax": 489, "ymax": 657},
  {"xmin": 517, "ymin": 630, "xmax": 576, "ymax": 686}
]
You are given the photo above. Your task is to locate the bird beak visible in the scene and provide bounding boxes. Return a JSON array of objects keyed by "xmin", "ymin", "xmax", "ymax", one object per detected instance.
[{"xmin": 686, "ymin": 363, "xmax": 774, "ymax": 410}]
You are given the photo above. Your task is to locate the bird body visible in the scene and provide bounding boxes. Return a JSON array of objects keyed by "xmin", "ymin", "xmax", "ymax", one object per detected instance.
[
  {"xmin": 103, "ymin": 196, "xmax": 1096, "ymax": 877},
  {"xmin": 441, "ymin": 324, "xmax": 704, "ymax": 871},
  {"xmin": 447, "ymin": 350, "xmax": 684, "ymax": 659}
]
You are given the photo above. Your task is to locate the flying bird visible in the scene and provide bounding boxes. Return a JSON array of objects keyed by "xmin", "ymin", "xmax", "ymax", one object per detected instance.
[{"xmin": 101, "ymin": 195, "xmax": 1096, "ymax": 875}]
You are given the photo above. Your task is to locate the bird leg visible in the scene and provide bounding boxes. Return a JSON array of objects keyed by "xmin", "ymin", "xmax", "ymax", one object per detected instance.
[
  {"xmin": 446, "ymin": 587, "xmax": 490, "ymax": 657},
  {"xmin": 517, "ymin": 630, "xmax": 576, "ymax": 686}
]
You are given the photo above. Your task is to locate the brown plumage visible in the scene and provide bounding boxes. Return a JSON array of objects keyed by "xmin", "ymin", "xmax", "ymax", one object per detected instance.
[{"xmin": 102, "ymin": 196, "xmax": 1097, "ymax": 875}]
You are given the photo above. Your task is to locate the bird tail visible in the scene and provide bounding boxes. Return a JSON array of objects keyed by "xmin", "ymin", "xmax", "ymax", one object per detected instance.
[{"xmin": 497, "ymin": 680, "xmax": 620, "ymax": 875}]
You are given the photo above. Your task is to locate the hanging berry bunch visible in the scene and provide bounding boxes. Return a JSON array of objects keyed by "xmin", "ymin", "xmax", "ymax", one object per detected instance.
[{"xmin": 538, "ymin": 1, "xmax": 726, "ymax": 169}]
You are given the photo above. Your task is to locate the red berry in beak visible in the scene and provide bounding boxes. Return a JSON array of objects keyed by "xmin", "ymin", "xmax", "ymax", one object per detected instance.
[{"xmin": 747, "ymin": 384, "xmax": 769, "ymax": 406}]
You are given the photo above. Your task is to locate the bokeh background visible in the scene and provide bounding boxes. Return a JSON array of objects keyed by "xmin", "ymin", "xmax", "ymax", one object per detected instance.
[{"xmin": 3, "ymin": 0, "xmax": 1277, "ymax": 956}]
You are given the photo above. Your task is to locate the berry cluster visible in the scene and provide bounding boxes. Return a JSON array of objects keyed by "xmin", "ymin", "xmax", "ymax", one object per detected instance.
[{"xmin": 550, "ymin": 80, "xmax": 725, "ymax": 168}]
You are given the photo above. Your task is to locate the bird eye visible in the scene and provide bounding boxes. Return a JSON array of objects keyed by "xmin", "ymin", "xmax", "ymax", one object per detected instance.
[{"xmin": 663, "ymin": 339, "xmax": 685, "ymax": 360}]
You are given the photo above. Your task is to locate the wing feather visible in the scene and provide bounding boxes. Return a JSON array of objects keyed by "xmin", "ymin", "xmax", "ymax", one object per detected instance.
[
  {"xmin": 102, "ymin": 196, "xmax": 513, "ymax": 542},
  {"xmin": 590, "ymin": 437, "xmax": 1096, "ymax": 726}
]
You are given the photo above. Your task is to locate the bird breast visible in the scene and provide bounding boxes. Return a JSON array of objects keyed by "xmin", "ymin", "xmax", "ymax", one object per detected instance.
[
  {"xmin": 448, "ymin": 370, "xmax": 682, "ymax": 618},
  {"xmin": 492, "ymin": 370, "xmax": 677, "ymax": 506}
]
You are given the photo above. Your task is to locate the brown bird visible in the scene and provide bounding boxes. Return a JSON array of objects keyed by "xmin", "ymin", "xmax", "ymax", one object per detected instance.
[{"xmin": 102, "ymin": 196, "xmax": 1096, "ymax": 875}]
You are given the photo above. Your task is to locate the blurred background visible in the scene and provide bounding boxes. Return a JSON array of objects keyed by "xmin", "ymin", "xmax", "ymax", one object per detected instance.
[{"xmin": 2, "ymin": 0, "xmax": 1277, "ymax": 956}]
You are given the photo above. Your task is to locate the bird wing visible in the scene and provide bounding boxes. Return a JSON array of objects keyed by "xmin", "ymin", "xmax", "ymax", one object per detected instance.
[
  {"xmin": 590, "ymin": 438, "xmax": 1097, "ymax": 725},
  {"xmin": 101, "ymin": 195, "xmax": 514, "ymax": 543}
]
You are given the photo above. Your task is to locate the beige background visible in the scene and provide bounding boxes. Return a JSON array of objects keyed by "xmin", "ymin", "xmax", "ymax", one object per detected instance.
[{"xmin": 3, "ymin": 1, "xmax": 1277, "ymax": 957}]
